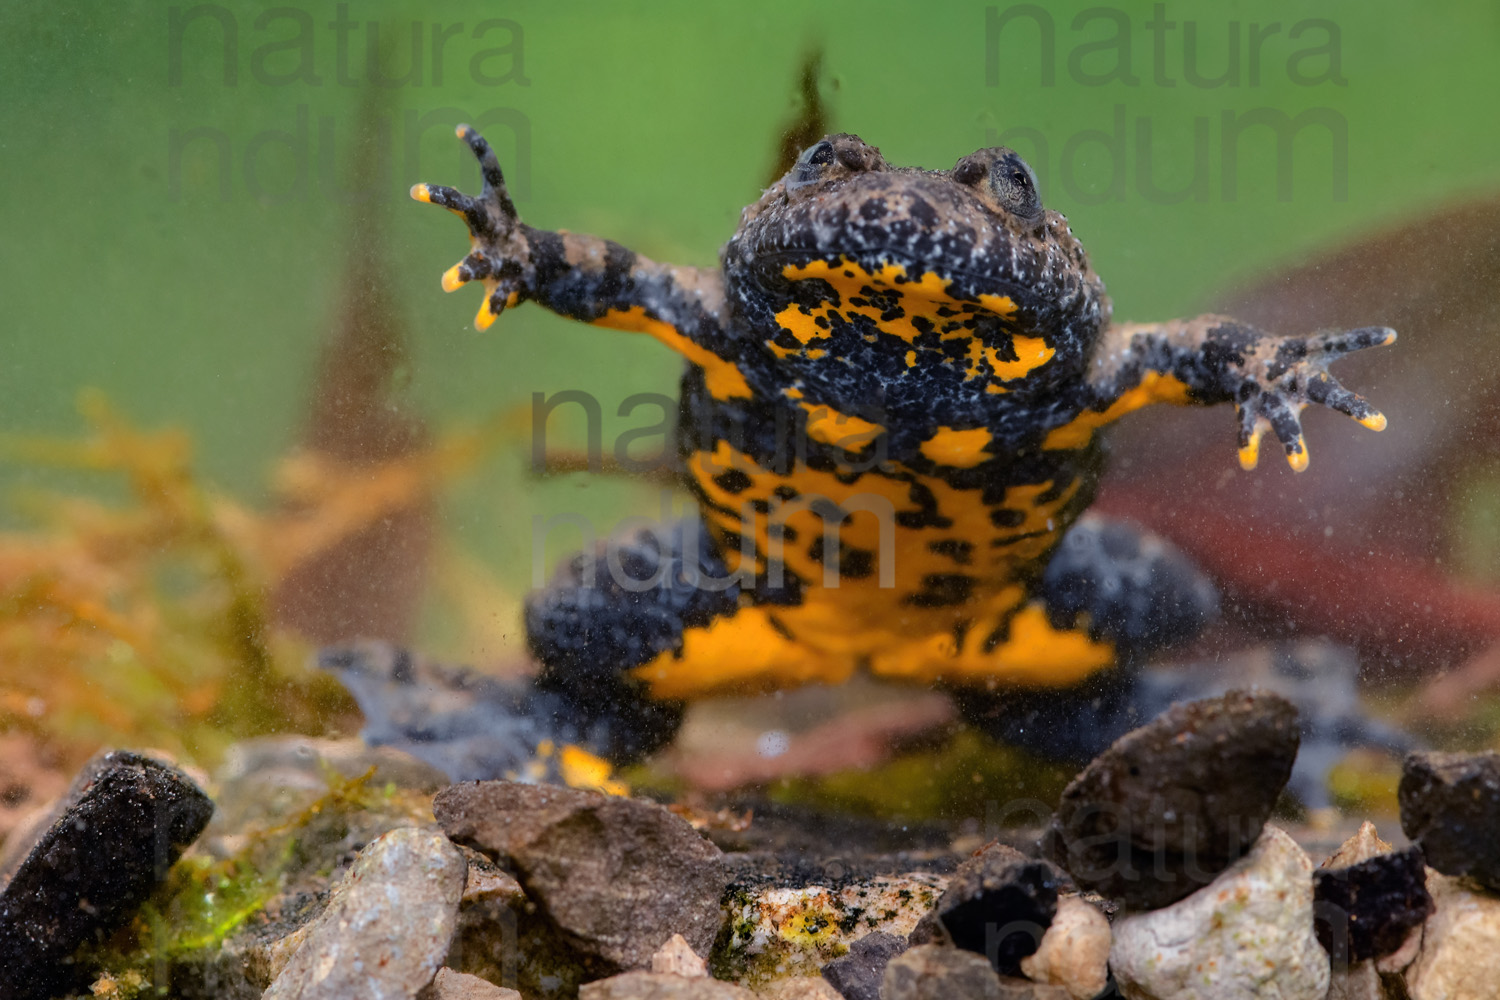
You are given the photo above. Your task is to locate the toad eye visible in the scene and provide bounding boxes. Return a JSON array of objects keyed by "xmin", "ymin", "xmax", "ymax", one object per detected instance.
[
  {"xmin": 788, "ymin": 140, "xmax": 837, "ymax": 190},
  {"xmin": 954, "ymin": 148, "xmax": 1044, "ymax": 225},
  {"xmin": 804, "ymin": 141, "xmax": 835, "ymax": 166},
  {"xmin": 990, "ymin": 152, "xmax": 1043, "ymax": 224}
]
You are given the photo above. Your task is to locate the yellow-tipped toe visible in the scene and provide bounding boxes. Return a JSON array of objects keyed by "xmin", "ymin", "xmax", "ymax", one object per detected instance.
[
  {"xmin": 475, "ymin": 298, "xmax": 497, "ymax": 331},
  {"xmin": 1238, "ymin": 435, "xmax": 1262, "ymax": 471},
  {"xmin": 1359, "ymin": 412, "xmax": 1388, "ymax": 432},
  {"xmin": 410, "ymin": 183, "xmax": 431, "ymax": 203},
  {"xmin": 1287, "ymin": 439, "xmax": 1310, "ymax": 473},
  {"xmin": 441, "ymin": 264, "xmax": 467, "ymax": 292}
]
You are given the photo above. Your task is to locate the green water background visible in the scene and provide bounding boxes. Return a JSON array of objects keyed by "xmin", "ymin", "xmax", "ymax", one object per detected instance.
[{"xmin": 2, "ymin": 1, "xmax": 1497, "ymax": 656}]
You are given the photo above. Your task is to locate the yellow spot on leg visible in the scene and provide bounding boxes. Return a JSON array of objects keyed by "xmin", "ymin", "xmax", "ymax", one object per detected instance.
[
  {"xmin": 1043, "ymin": 372, "xmax": 1193, "ymax": 451},
  {"xmin": 410, "ymin": 183, "xmax": 432, "ymax": 203},
  {"xmin": 1359, "ymin": 412, "xmax": 1388, "ymax": 432},
  {"xmin": 595, "ymin": 307, "xmax": 752, "ymax": 400},
  {"xmin": 442, "ymin": 263, "xmax": 467, "ymax": 292},
  {"xmin": 558, "ymin": 745, "xmax": 628, "ymax": 796}
]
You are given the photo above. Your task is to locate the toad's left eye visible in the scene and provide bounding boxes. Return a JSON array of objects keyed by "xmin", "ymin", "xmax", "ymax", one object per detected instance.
[
  {"xmin": 954, "ymin": 147, "xmax": 1044, "ymax": 225},
  {"xmin": 788, "ymin": 140, "xmax": 836, "ymax": 190},
  {"xmin": 990, "ymin": 152, "xmax": 1043, "ymax": 224}
]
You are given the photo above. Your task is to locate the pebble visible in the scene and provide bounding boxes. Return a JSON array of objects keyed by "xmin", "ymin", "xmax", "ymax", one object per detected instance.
[
  {"xmin": 880, "ymin": 945, "xmax": 1002, "ymax": 1000},
  {"xmin": 1316, "ymin": 823, "xmax": 1429, "ymax": 1000},
  {"xmin": 758, "ymin": 977, "xmax": 844, "ymax": 999},
  {"xmin": 651, "ymin": 934, "xmax": 708, "ymax": 978},
  {"xmin": 0, "ymin": 750, "xmax": 214, "ymax": 1000},
  {"xmin": 1041, "ymin": 690, "xmax": 1300, "ymax": 910},
  {"xmin": 1017, "ymin": 895, "xmax": 1111, "ymax": 999},
  {"xmin": 262, "ymin": 826, "xmax": 467, "ymax": 1000},
  {"xmin": 1403, "ymin": 871, "xmax": 1500, "ymax": 1000},
  {"xmin": 417, "ymin": 967, "xmax": 522, "ymax": 999},
  {"xmin": 819, "ymin": 931, "xmax": 907, "ymax": 1000},
  {"xmin": 433, "ymin": 781, "xmax": 728, "ymax": 972},
  {"xmin": 909, "ymin": 844, "xmax": 1064, "ymax": 976},
  {"xmin": 578, "ymin": 971, "xmax": 757, "ymax": 999},
  {"xmin": 723, "ymin": 871, "xmax": 942, "ymax": 981},
  {"xmin": 1109, "ymin": 825, "xmax": 1329, "ymax": 1000},
  {"xmin": 1313, "ymin": 824, "xmax": 1432, "ymax": 964},
  {"xmin": 1399, "ymin": 750, "xmax": 1500, "ymax": 891}
]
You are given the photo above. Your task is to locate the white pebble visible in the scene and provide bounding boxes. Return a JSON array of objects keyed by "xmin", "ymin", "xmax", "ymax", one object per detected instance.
[{"xmin": 1109, "ymin": 825, "xmax": 1328, "ymax": 1000}]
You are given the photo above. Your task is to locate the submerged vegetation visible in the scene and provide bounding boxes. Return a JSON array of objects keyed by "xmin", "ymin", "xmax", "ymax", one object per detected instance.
[{"xmin": 0, "ymin": 388, "xmax": 521, "ymax": 784}]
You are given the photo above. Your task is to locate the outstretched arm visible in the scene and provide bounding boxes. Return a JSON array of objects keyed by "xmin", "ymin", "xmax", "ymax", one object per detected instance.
[
  {"xmin": 1045, "ymin": 314, "xmax": 1394, "ymax": 470},
  {"xmin": 412, "ymin": 126, "xmax": 748, "ymax": 399}
]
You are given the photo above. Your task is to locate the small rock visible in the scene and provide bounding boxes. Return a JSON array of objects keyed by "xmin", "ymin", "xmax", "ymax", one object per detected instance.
[
  {"xmin": 1399, "ymin": 750, "xmax": 1500, "ymax": 891},
  {"xmin": 434, "ymin": 781, "xmax": 728, "ymax": 972},
  {"xmin": 917, "ymin": 844, "xmax": 1064, "ymax": 976},
  {"xmin": 1018, "ymin": 895, "xmax": 1110, "ymax": 999},
  {"xmin": 993, "ymin": 979, "xmax": 1071, "ymax": 1000},
  {"xmin": 1316, "ymin": 823, "xmax": 1429, "ymax": 1000},
  {"xmin": 819, "ymin": 931, "xmax": 907, "ymax": 1000},
  {"xmin": 758, "ymin": 977, "xmax": 843, "ymax": 999},
  {"xmin": 0, "ymin": 750, "xmax": 214, "ymax": 1000},
  {"xmin": 418, "ymin": 967, "xmax": 522, "ymax": 999},
  {"xmin": 1325, "ymin": 962, "xmax": 1405, "ymax": 1000},
  {"xmin": 726, "ymin": 871, "xmax": 943, "ymax": 981},
  {"xmin": 880, "ymin": 944, "xmax": 1001, "ymax": 999},
  {"xmin": 1041, "ymin": 690, "xmax": 1299, "ymax": 910},
  {"xmin": 652, "ymin": 934, "xmax": 708, "ymax": 978},
  {"xmin": 1314, "ymin": 841, "xmax": 1432, "ymax": 964},
  {"xmin": 1109, "ymin": 825, "xmax": 1329, "ymax": 1000},
  {"xmin": 1404, "ymin": 871, "xmax": 1500, "ymax": 1000},
  {"xmin": 1323, "ymin": 820, "xmax": 1393, "ymax": 869},
  {"xmin": 579, "ymin": 971, "xmax": 757, "ymax": 999},
  {"xmin": 263, "ymin": 826, "xmax": 467, "ymax": 1000}
]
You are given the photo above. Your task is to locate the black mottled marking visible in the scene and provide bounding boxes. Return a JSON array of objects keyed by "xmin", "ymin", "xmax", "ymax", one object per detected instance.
[
  {"xmin": 990, "ymin": 508, "xmax": 1026, "ymax": 529},
  {"xmin": 805, "ymin": 536, "xmax": 876, "ymax": 579},
  {"xmin": 895, "ymin": 480, "xmax": 954, "ymax": 530},
  {"xmin": 952, "ymin": 618, "xmax": 973, "ymax": 652},
  {"xmin": 991, "ymin": 530, "xmax": 1052, "ymax": 548},
  {"xmin": 929, "ymin": 539, "xmax": 975, "ymax": 566},
  {"xmin": 713, "ymin": 468, "xmax": 753, "ymax": 494},
  {"xmin": 905, "ymin": 574, "xmax": 976, "ymax": 608}
]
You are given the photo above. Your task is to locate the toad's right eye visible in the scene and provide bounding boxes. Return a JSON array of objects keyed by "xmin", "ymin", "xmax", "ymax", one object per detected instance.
[{"xmin": 788, "ymin": 140, "xmax": 836, "ymax": 190}]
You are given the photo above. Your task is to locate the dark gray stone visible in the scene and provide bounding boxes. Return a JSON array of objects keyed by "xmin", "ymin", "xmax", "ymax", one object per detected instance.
[
  {"xmin": 1399, "ymin": 749, "xmax": 1500, "ymax": 891},
  {"xmin": 879, "ymin": 945, "xmax": 1004, "ymax": 1000},
  {"xmin": 919, "ymin": 844, "xmax": 1065, "ymax": 976},
  {"xmin": 820, "ymin": 931, "xmax": 907, "ymax": 1000},
  {"xmin": 0, "ymin": 750, "xmax": 213, "ymax": 1000},
  {"xmin": 433, "ymin": 781, "xmax": 727, "ymax": 973},
  {"xmin": 1314, "ymin": 845, "xmax": 1433, "ymax": 964},
  {"xmin": 1041, "ymin": 689, "xmax": 1299, "ymax": 910}
]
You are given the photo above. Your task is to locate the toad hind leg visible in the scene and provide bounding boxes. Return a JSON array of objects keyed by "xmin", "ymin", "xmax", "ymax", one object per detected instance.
[{"xmin": 947, "ymin": 515, "xmax": 1219, "ymax": 762}]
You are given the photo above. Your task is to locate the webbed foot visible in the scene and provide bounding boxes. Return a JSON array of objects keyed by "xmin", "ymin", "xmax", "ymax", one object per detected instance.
[
  {"xmin": 411, "ymin": 125, "xmax": 529, "ymax": 330},
  {"xmin": 1233, "ymin": 325, "xmax": 1396, "ymax": 471},
  {"xmin": 318, "ymin": 641, "xmax": 625, "ymax": 792}
]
